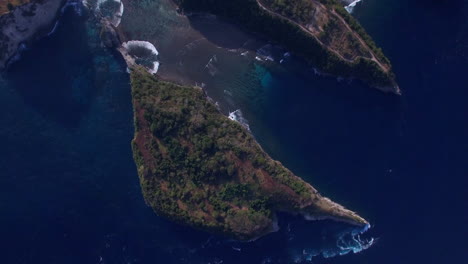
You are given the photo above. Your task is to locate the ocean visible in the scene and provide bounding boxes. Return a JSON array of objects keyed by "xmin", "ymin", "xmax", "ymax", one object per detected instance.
[{"xmin": 0, "ymin": 0, "xmax": 467, "ymax": 263}]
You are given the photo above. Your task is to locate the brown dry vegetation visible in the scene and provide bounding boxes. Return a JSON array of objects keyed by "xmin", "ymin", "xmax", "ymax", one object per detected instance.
[
  {"xmin": 177, "ymin": 0, "xmax": 397, "ymax": 91},
  {"xmin": 0, "ymin": 0, "xmax": 31, "ymax": 15},
  {"xmin": 261, "ymin": 0, "xmax": 381, "ymax": 65},
  {"xmin": 130, "ymin": 68, "xmax": 368, "ymax": 240}
]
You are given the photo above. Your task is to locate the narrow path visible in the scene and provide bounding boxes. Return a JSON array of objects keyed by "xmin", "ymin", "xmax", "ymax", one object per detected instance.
[
  {"xmin": 256, "ymin": 0, "xmax": 353, "ymax": 63},
  {"xmin": 256, "ymin": 0, "xmax": 389, "ymax": 73},
  {"xmin": 330, "ymin": 9, "xmax": 389, "ymax": 72}
]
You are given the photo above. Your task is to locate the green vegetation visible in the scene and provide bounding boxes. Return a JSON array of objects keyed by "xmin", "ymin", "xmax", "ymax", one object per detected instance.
[
  {"xmin": 130, "ymin": 68, "xmax": 332, "ymax": 240},
  {"xmin": 177, "ymin": 0, "xmax": 396, "ymax": 89},
  {"xmin": 333, "ymin": 4, "xmax": 392, "ymax": 68},
  {"xmin": 263, "ymin": 0, "xmax": 316, "ymax": 24}
]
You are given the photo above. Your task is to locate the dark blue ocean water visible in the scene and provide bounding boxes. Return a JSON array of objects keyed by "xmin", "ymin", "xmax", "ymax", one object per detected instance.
[{"xmin": 0, "ymin": 0, "xmax": 467, "ymax": 263}]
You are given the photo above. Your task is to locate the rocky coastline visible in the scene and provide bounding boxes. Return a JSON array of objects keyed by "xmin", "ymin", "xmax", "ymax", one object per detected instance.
[{"xmin": 0, "ymin": 0, "xmax": 66, "ymax": 70}]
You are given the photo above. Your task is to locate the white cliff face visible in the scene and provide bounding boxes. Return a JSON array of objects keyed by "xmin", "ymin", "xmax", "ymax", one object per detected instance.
[{"xmin": 0, "ymin": 0, "xmax": 66, "ymax": 69}]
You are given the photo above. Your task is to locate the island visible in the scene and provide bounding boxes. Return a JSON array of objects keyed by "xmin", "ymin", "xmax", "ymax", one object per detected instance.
[
  {"xmin": 0, "ymin": 0, "xmax": 376, "ymax": 241},
  {"xmin": 176, "ymin": 0, "xmax": 399, "ymax": 94},
  {"xmin": 96, "ymin": 0, "xmax": 375, "ymax": 240},
  {"xmin": 130, "ymin": 67, "xmax": 368, "ymax": 240}
]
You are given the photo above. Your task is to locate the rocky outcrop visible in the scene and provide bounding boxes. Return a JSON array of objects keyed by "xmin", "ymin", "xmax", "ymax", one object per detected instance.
[
  {"xmin": 100, "ymin": 19, "xmax": 121, "ymax": 48},
  {"xmin": 0, "ymin": 0, "xmax": 66, "ymax": 70}
]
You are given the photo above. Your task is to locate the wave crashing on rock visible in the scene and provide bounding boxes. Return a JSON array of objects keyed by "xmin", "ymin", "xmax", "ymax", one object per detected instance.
[
  {"xmin": 344, "ymin": 0, "xmax": 363, "ymax": 13},
  {"xmin": 84, "ymin": 0, "xmax": 123, "ymax": 27},
  {"xmin": 228, "ymin": 109, "xmax": 250, "ymax": 131},
  {"xmin": 122, "ymin": 41, "xmax": 160, "ymax": 74}
]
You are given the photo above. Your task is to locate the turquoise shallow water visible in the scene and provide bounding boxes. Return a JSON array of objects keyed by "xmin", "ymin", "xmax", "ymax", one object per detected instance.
[{"xmin": 1, "ymin": 0, "xmax": 467, "ymax": 263}]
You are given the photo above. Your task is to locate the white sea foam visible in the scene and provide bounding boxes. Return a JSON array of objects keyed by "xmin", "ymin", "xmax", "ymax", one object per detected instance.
[
  {"xmin": 312, "ymin": 67, "xmax": 322, "ymax": 76},
  {"xmin": 232, "ymin": 246, "xmax": 241, "ymax": 252},
  {"xmin": 115, "ymin": 1, "xmax": 124, "ymax": 27},
  {"xmin": 47, "ymin": 21, "xmax": 60, "ymax": 36},
  {"xmin": 345, "ymin": 0, "xmax": 363, "ymax": 13},
  {"xmin": 85, "ymin": 0, "xmax": 124, "ymax": 27},
  {"xmin": 256, "ymin": 44, "xmax": 275, "ymax": 62},
  {"xmin": 291, "ymin": 223, "xmax": 374, "ymax": 261},
  {"xmin": 228, "ymin": 109, "xmax": 250, "ymax": 131},
  {"xmin": 223, "ymin": 90, "xmax": 233, "ymax": 97},
  {"xmin": 99, "ymin": 0, "xmax": 124, "ymax": 27},
  {"xmin": 123, "ymin": 40, "xmax": 159, "ymax": 56},
  {"xmin": 151, "ymin": 61, "xmax": 160, "ymax": 74},
  {"xmin": 205, "ymin": 55, "xmax": 219, "ymax": 76},
  {"xmin": 49, "ymin": 0, "xmax": 83, "ymax": 36},
  {"xmin": 122, "ymin": 40, "xmax": 160, "ymax": 74}
]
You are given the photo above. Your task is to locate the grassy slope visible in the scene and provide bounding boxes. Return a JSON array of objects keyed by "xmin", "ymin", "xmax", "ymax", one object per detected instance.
[
  {"xmin": 130, "ymin": 68, "xmax": 367, "ymax": 240},
  {"xmin": 177, "ymin": 0, "xmax": 396, "ymax": 89}
]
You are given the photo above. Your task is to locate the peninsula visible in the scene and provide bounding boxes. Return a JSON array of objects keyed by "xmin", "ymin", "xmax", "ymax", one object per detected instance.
[
  {"xmin": 130, "ymin": 67, "xmax": 369, "ymax": 240},
  {"xmin": 0, "ymin": 0, "xmax": 375, "ymax": 241},
  {"xmin": 177, "ymin": 0, "xmax": 400, "ymax": 94},
  {"xmin": 100, "ymin": 0, "xmax": 374, "ymax": 240}
]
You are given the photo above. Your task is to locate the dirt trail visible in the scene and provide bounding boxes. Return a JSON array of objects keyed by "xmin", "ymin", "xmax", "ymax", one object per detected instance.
[
  {"xmin": 330, "ymin": 9, "xmax": 390, "ymax": 72},
  {"xmin": 256, "ymin": 0, "xmax": 389, "ymax": 73}
]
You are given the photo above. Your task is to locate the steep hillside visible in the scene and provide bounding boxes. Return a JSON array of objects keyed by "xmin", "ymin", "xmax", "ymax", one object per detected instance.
[{"xmin": 130, "ymin": 68, "xmax": 368, "ymax": 240}]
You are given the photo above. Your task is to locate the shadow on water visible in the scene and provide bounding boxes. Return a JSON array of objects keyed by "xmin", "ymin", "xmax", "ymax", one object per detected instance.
[
  {"xmin": 7, "ymin": 0, "xmax": 467, "ymax": 263},
  {"xmin": 186, "ymin": 13, "xmax": 259, "ymax": 50},
  {"xmin": 4, "ymin": 6, "xmax": 96, "ymax": 128},
  {"xmin": 0, "ymin": 3, "xmax": 378, "ymax": 264},
  {"xmin": 140, "ymin": 214, "xmax": 374, "ymax": 264}
]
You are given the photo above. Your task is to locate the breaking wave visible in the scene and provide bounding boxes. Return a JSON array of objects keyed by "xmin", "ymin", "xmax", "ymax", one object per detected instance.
[
  {"xmin": 345, "ymin": 0, "xmax": 363, "ymax": 13},
  {"xmin": 84, "ymin": 0, "xmax": 124, "ymax": 27},
  {"xmin": 173, "ymin": 216, "xmax": 375, "ymax": 263},
  {"xmin": 228, "ymin": 109, "xmax": 250, "ymax": 131},
  {"xmin": 256, "ymin": 44, "xmax": 275, "ymax": 62},
  {"xmin": 205, "ymin": 55, "xmax": 219, "ymax": 76},
  {"xmin": 288, "ymin": 222, "xmax": 375, "ymax": 262},
  {"xmin": 122, "ymin": 41, "xmax": 160, "ymax": 74},
  {"xmin": 48, "ymin": 0, "xmax": 84, "ymax": 37}
]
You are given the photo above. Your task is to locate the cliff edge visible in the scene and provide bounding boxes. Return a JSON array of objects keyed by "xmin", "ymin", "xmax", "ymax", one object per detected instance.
[
  {"xmin": 130, "ymin": 68, "xmax": 368, "ymax": 240},
  {"xmin": 177, "ymin": 0, "xmax": 400, "ymax": 94},
  {"xmin": 0, "ymin": 0, "xmax": 65, "ymax": 70}
]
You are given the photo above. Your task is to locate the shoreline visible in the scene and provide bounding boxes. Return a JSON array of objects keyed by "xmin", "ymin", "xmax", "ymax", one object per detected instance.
[
  {"xmin": 177, "ymin": 0, "xmax": 400, "ymax": 94},
  {"xmin": 97, "ymin": 4, "xmax": 373, "ymax": 238},
  {"xmin": 0, "ymin": 0, "xmax": 67, "ymax": 70},
  {"xmin": 129, "ymin": 68, "xmax": 370, "ymax": 241}
]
